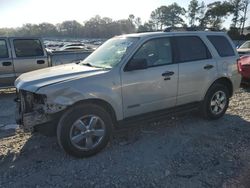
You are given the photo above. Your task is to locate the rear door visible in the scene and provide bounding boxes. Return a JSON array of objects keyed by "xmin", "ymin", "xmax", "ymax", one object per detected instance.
[
  {"xmin": 174, "ymin": 35, "xmax": 217, "ymax": 105},
  {"xmin": 10, "ymin": 38, "xmax": 48, "ymax": 77},
  {"xmin": 0, "ymin": 38, "xmax": 15, "ymax": 87}
]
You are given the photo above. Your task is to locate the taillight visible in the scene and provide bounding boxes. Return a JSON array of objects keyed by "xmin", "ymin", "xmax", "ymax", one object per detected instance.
[{"xmin": 237, "ymin": 59, "xmax": 242, "ymax": 73}]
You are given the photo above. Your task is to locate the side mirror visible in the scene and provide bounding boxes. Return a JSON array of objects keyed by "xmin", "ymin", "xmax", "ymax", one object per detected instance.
[{"xmin": 125, "ymin": 58, "xmax": 147, "ymax": 71}]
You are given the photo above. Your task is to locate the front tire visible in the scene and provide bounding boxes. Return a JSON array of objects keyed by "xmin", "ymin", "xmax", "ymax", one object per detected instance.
[
  {"xmin": 57, "ymin": 103, "xmax": 113, "ymax": 158},
  {"xmin": 201, "ymin": 83, "xmax": 229, "ymax": 120}
]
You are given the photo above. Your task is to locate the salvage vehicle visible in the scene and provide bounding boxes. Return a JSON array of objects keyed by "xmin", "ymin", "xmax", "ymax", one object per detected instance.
[
  {"xmin": 15, "ymin": 31, "xmax": 241, "ymax": 158},
  {"xmin": 0, "ymin": 37, "xmax": 92, "ymax": 88},
  {"xmin": 237, "ymin": 55, "xmax": 250, "ymax": 82}
]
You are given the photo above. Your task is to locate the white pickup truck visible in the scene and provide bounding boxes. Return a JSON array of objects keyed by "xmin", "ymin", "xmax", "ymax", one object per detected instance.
[{"xmin": 0, "ymin": 37, "xmax": 92, "ymax": 88}]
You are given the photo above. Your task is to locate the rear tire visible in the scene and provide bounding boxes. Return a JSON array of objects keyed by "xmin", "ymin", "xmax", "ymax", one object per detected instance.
[
  {"xmin": 57, "ymin": 103, "xmax": 113, "ymax": 158},
  {"xmin": 201, "ymin": 83, "xmax": 229, "ymax": 120}
]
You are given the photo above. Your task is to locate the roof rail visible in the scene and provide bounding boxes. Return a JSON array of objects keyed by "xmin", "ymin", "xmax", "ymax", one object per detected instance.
[{"xmin": 163, "ymin": 26, "xmax": 221, "ymax": 32}]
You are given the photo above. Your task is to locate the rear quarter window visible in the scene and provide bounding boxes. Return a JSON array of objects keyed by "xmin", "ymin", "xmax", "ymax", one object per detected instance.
[{"xmin": 207, "ymin": 35, "xmax": 235, "ymax": 57}]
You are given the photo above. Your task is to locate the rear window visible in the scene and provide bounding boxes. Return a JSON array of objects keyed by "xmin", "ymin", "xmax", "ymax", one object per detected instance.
[
  {"xmin": 207, "ymin": 36, "xmax": 235, "ymax": 57},
  {"xmin": 13, "ymin": 39, "xmax": 44, "ymax": 57},
  {"xmin": 174, "ymin": 36, "xmax": 211, "ymax": 63},
  {"xmin": 0, "ymin": 40, "xmax": 9, "ymax": 58}
]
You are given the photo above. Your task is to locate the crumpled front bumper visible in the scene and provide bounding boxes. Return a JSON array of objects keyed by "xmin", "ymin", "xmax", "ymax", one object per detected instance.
[{"xmin": 15, "ymin": 90, "xmax": 61, "ymax": 131}]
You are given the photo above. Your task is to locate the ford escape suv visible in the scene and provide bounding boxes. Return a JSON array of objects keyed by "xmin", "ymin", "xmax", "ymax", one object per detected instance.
[{"xmin": 15, "ymin": 31, "xmax": 241, "ymax": 157}]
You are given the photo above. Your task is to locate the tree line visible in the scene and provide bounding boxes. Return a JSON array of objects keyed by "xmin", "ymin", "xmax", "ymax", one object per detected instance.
[{"xmin": 0, "ymin": 0, "xmax": 249, "ymax": 40}]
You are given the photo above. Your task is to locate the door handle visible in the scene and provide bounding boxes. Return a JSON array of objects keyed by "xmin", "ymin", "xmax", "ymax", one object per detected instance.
[
  {"xmin": 162, "ymin": 71, "xmax": 174, "ymax": 77},
  {"xmin": 2, "ymin": 62, "xmax": 12, "ymax": 66},
  {"xmin": 162, "ymin": 71, "xmax": 174, "ymax": 80},
  {"xmin": 37, "ymin": 60, "xmax": 45, "ymax": 64},
  {"xmin": 204, "ymin": 64, "xmax": 214, "ymax": 70}
]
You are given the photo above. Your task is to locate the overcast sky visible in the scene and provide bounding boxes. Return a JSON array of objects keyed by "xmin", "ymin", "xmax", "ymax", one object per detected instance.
[{"xmin": 0, "ymin": 0, "xmax": 246, "ymax": 28}]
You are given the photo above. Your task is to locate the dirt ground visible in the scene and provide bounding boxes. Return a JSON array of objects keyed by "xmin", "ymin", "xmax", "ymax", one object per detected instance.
[{"xmin": 0, "ymin": 87, "xmax": 250, "ymax": 188}]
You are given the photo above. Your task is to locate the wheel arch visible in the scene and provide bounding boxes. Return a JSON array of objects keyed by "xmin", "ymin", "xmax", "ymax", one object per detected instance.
[
  {"xmin": 73, "ymin": 98, "xmax": 118, "ymax": 125},
  {"xmin": 205, "ymin": 77, "xmax": 233, "ymax": 98}
]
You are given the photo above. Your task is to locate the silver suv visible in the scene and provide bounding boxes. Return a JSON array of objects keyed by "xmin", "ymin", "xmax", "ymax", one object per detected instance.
[{"xmin": 15, "ymin": 31, "xmax": 241, "ymax": 157}]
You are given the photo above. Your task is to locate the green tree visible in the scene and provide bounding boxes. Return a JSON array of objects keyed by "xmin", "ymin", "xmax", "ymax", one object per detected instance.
[
  {"xmin": 83, "ymin": 15, "xmax": 136, "ymax": 38},
  {"xmin": 128, "ymin": 14, "xmax": 142, "ymax": 29},
  {"xmin": 137, "ymin": 22, "xmax": 154, "ymax": 32},
  {"xmin": 188, "ymin": 0, "xmax": 205, "ymax": 27},
  {"xmin": 231, "ymin": 0, "xmax": 244, "ymax": 28},
  {"xmin": 0, "ymin": 28, "xmax": 16, "ymax": 36},
  {"xmin": 150, "ymin": 3, "xmax": 186, "ymax": 30},
  {"xmin": 166, "ymin": 3, "xmax": 186, "ymax": 27},
  {"xmin": 37, "ymin": 23, "xmax": 58, "ymax": 37},
  {"xmin": 200, "ymin": 1, "xmax": 234, "ymax": 30},
  {"xmin": 188, "ymin": 0, "xmax": 199, "ymax": 26},
  {"xmin": 58, "ymin": 20, "xmax": 83, "ymax": 37},
  {"xmin": 150, "ymin": 6, "xmax": 167, "ymax": 30}
]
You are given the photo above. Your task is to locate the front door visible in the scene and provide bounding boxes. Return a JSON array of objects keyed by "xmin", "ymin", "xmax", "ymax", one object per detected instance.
[
  {"xmin": 121, "ymin": 37, "xmax": 178, "ymax": 118},
  {"xmin": 0, "ymin": 38, "xmax": 15, "ymax": 87}
]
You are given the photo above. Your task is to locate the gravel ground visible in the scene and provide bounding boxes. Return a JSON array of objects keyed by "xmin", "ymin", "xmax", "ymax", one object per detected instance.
[{"xmin": 0, "ymin": 87, "xmax": 250, "ymax": 188}]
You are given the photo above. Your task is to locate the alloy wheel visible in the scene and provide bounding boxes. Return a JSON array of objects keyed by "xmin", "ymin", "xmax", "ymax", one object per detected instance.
[{"xmin": 69, "ymin": 115, "xmax": 105, "ymax": 150}]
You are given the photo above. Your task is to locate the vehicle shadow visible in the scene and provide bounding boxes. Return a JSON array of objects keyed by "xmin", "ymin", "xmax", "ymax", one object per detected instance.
[
  {"xmin": 1, "ymin": 112, "xmax": 250, "ymax": 187},
  {"xmin": 0, "ymin": 89, "xmax": 17, "ymax": 138}
]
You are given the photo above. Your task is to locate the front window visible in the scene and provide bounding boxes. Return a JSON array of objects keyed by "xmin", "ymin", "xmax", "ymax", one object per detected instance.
[
  {"xmin": 81, "ymin": 37, "xmax": 139, "ymax": 69},
  {"xmin": 132, "ymin": 37, "xmax": 172, "ymax": 67}
]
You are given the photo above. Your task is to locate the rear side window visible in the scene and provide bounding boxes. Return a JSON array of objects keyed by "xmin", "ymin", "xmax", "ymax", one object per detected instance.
[
  {"xmin": 207, "ymin": 36, "xmax": 235, "ymax": 57},
  {"xmin": 0, "ymin": 40, "xmax": 9, "ymax": 58},
  {"xmin": 13, "ymin": 39, "xmax": 44, "ymax": 57},
  {"xmin": 174, "ymin": 36, "xmax": 211, "ymax": 63}
]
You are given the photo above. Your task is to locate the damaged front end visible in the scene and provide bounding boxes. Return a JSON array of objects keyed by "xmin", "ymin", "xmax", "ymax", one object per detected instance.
[{"xmin": 15, "ymin": 90, "xmax": 66, "ymax": 132}]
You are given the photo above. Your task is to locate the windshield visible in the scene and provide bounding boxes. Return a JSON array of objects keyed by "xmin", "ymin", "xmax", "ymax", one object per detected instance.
[
  {"xmin": 239, "ymin": 41, "xmax": 250, "ymax": 49},
  {"xmin": 81, "ymin": 37, "xmax": 139, "ymax": 68}
]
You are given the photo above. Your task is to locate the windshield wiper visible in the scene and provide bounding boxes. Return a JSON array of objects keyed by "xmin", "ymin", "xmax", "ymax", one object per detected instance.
[
  {"xmin": 82, "ymin": 62, "xmax": 94, "ymax": 67},
  {"xmin": 81, "ymin": 62, "xmax": 111, "ymax": 69}
]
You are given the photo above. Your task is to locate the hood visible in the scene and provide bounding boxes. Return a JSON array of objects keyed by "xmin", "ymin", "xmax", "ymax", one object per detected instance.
[{"xmin": 15, "ymin": 63, "xmax": 106, "ymax": 92}]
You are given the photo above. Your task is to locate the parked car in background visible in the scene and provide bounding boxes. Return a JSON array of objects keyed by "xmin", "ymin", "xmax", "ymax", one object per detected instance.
[
  {"xmin": 0, "ymin": 37, "xmax": 93, "ymax": 88},
  {"xmin": 15, "ymin": 31, "xmax": 241, "ymax": 158},
  {"xmin": 237, "ymin": 41, "xmax": 250, "ymax": 56},
  {"xmin": 237, "ymin": 55, "xmax": 250, "ymax": 82},
  {"xmin": 64, "ymin": 43, "xmax": 85, "ymax": 47},
  {"xmin": 59, "ymin": 45, "xmax": 86, "ymax": 51}
]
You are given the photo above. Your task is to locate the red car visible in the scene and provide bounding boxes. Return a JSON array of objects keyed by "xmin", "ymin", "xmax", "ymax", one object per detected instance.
[{"xmin": 237, "ymin": 55, "xmax": 250, "ymax": 82}]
